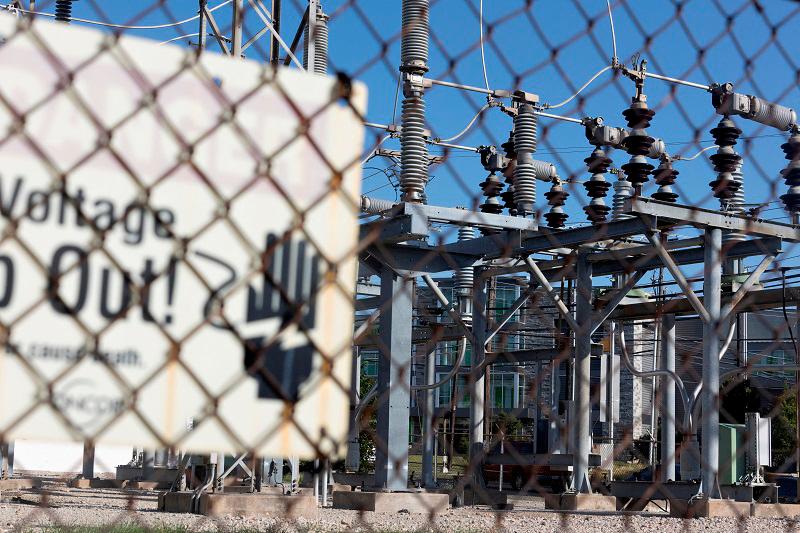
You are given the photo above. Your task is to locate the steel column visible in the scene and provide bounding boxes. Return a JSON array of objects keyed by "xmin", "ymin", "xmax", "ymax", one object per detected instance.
[
  {"xmin": 81, "ymin": 442, "xmax": 94, "ymax": 479},
  {"xmin": 232, "ymin": 0, "xmax": 244, "ymax": 58},
  {"xmin": 422, "ymin": 347, "xmax": 435, "ymax": 487},
  {"xmin": 702, "ymin": 228, "xmax": 722, "ymax": 497},
  {"xmin": 572, "ymin": 251, "xmax": 592, "ymax": 493},
  {"xmin": 198, "ymin": 0, "xmax": 208, "ymax": 50},
  {"xmin": 269, "ymin": 0, "xmax": 282, "ymax": 65},
  {"xmin": 345, "ymin": 346, "xmax": 361, "ymax": 472},
  {"xmin": 373, "ymin": 268, "xmax": 413, "ymax": 490},
  {"xmin": 1, "ymin": 441, "xmax": 13, "ymax": 479},
  {"xmin": 661, "ymin": 314, "xmax": 676, "ymax": 482},
  {"xmin": 605, "ymin": 319, "xmax": 616, "ymax": 481},
  {"xmin": 142, "ymin": 449, "xmax": 154, "ymax": 482},
  {"xmin": 549, "ymin": 358, "xmax": 562, "ymax": 453},
  {"xmin": 470, "ymin": 277, "xmax": 488, "ymax": 456}
]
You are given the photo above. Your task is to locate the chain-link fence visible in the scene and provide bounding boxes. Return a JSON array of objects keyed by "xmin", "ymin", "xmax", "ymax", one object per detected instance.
[{"xmin": 0, "ymin": 0, "xmax": 799, "ymax": 531}]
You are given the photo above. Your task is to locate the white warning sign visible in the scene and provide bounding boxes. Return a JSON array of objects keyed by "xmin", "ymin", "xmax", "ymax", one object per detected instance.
[{"xmin": 0, "ymin": 15, "xmax": 365, "ymax": 459}]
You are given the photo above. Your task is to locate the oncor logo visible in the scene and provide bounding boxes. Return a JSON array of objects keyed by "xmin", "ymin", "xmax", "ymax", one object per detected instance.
[{"xmin": 52, "ymin": 378, "xmax": 125, "ymax": 428}]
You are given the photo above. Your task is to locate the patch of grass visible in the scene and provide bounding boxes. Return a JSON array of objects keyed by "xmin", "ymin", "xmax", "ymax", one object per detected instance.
[
  {"xmin": 407, "ymin": 454, "xmax": 468, "ymax": 479},
  {"xmin": 613, "ymin": 460, "xmax": 649, "ymax": 480}
]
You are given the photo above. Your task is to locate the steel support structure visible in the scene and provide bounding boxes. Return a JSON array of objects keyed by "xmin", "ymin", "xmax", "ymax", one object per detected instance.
[
  {"xmin": 0, "ymin": 441, "xmax": 13, "ymax": 479},
  {"xmin": 571, "ymin": 251, "xmax": 593, "ymax": 493},
  {"xmin": 660, "ymin": 314, "xmax": 676, "ymax": 482},
  {"xmin": 198, "ymin": 0, "xmax": 208, "ymax": 50},
  {"xmin": 702, "ymin": 228, "xmax": 722, "ymax": 497},
  {"xmin": 422, "ymin": 347, "xmax": 436, "ymax": 487},
  {"xmin": 469, "ymin": 276, "xmax": 488, "ymax": 459},
  {"xmin": 269, "ymin": 0, "xmax": 282, "ymax": 65},
  {"xmin": 232, "ymin": 0, "xmax": 244, "ymax": 57},
  {"xmin": 345, "ymin": 346, "xmax": 361, "ymax": 472},
  {"xmin": 81, "ymin": 441, "xmax": 95, "ymax": 479},
  {"xmin": 373, "ymin": 268, "xmax": 413, "ymax": 490}
]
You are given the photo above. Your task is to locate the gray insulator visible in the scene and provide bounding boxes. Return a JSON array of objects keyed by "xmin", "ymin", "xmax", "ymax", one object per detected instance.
[
  {"xmin": 303, "ymin": 4, "xmax": 329, "ymax": 74},
  {"xmin": 723, "ymin": 162, "xmax": 746, "ymax": 242},
  {"xmin": 453, "ymin": 226, "xmax": 475, "ymax": 292},
  {"xmin": 401, "ymin": 0, "xmax": 430, "ymax": 69},
  {"xmin": 647, "ymin": 138, "xmax": 667, "ymax": 160},
  {"xmin": 749, "ymin": 98, "xmax": 797, "ymax": 132},
  {"xmin": 400, "ymin": 96, "xmax": 428, "ymax": 203},
  {"xmin": 361, "ymin": 196, "xmax": 397, "ymax": 214},
  {"xmin": 725, "ymin": 162, "xmax": 745, "ymax": 214},
  {"xmin": 718, "ymin": 92, "xmax": 797, "ymax": 132},
  {"xmin": 612, "ymin": 173, "xmax": 634, "ymax": 219},
  {"xmin": 531, "ymin": 159, "xmax": 557, "ymax": 182},
  {"xmin": 513, "ymin": 104, "xmax": 538, "ymax": 216}
]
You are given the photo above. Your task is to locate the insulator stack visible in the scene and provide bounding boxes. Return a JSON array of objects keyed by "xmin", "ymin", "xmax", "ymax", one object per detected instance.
[
  {"xmin": 479, "ymin": 172, "xmax": 504, "ymax": 215},
  {"xmin": 724, "ymin": 161, "xmax": 748, "ymax": 243},
  {"xmin": 544, "ymin": 177, "xmax": 569, "ymax": 229},
  {"xmin": 513, "ymin": 104, "xmax": 538, "ymax": 217},
  {"xmin": 478, "ymin": 146, "xmax": 506, "ymax": 230},
  {"xmin": 779, "ymin": 131, "xmax": 800, "ymax": 216},
  {"xmin": 361, "ymin": 196, "xmax": 396, "ymax": 214},
  {"xmin": 399, "ymin": 96, "xmax": 428, "ymax": 203},
  {"xmin": 303, "ymin": 2, "xmax": 329, "ymax": 74},
  {"xmin": 652, "ymin": 159, "xmax": 679, "ymax": 203},
  {"xmin": 401, "ymin": 0, "xmax": 430, "ymax": 69},
  {"xmin": 728, "ymin": 162, "xmax": 745, "ymax": 214},
  {"xmin": 399, "ymin": 0, "xmax": 430, "ymax": 204},
  {"xmin": 55, "ymin": 0, "xmax": 75, "ymax": 22},
  {"xmin": 583, "ymin": 147, "xmax": 612, "ymax": 223},
  {"xmin": 621, "ymin": 102, "xmax": 656, "ymax": 192},
  {"xmin": 708, "ymin": 117, "xmax": 743, "ymax": 204},
  {"xmin": 531, "ymin": 160, "xmax": 557, "ymax": 182},
  {"xmin": 453, "ymin": 225, "xmax": 476, "ymax": 293},
  {"xmin": 612, "ymin": 172, "xmax": 634, "ymax": 219},
  {"xmin": 500, "ymin": 131, "xmax": 517, "ymax": 216}
]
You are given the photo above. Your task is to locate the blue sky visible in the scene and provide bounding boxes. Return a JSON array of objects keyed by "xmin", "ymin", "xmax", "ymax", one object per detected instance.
[{"xmin": 21, "ymin": 0, "xmax": 800, "ymax": 274}]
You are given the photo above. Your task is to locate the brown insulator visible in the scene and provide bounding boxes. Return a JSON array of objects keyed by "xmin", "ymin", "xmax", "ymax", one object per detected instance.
[
  {"xmin": 583, "ymin": 147, "xmax": 612, "ymax": 223},
  {"xmin": 708, "ymin": 117, "xmax": 742, "ymax": 201},
  {"xmin": 652, "ymin": 159, "xmax": 679, "ymax": 203},
  {"xmin": 544, "ymin": 178, "xmax": 569, "ymax": 229},
  {"xmin": 620, "ymin": 103, "xmax": 656, "ymax": 190}
]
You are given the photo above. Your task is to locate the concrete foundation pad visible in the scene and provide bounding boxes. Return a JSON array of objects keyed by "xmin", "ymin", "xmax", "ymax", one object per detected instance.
[
  {"xmin": 124, "ymin": 481, "xmax": 165, "ymax": 490},
  {"xmin": 116, "ymin": 465, "xmax": 178, "ymax": 484},
  {"xmin": 669, "ymin": 498, "xmax": 751, "ymax": 518},
  {"xmin": 158, "ymin": 491, "xmax": 317, "ymax": 518},
  {"xmin": 200, "ymin": 493, "xmax": 318, "ymax": 518},
  {"xmin": 333, "ymin": 490, "xmax": 449, "ymax": 513},
  {"xmin": 0, "ymin": 479, "xmax": 41, "ymax": 490},
  {"xmin": 68, "ymin": 478, "xmax": 125, "ymax": 489},
  {"xmin": 751, "ymin": 503, "xmax": 800, "ymax": 517},
  {"xmin": 159, "ymin": 491, "xmax": 196, "ymax": 513},
  {"xmin": 545, "ymin": 493, "xmax": 617, "ymax": 511}
]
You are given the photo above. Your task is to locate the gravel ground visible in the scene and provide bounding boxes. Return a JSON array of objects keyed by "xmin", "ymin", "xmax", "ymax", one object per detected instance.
[{"xmin": 0, "ymin": 477, "xmax": 799, "ymax": 532}]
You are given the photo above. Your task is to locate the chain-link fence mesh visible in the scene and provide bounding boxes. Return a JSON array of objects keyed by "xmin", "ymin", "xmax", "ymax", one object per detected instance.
[{"xmin": 0, "ymin": 0, "xmax": 799, "ymax": 531}]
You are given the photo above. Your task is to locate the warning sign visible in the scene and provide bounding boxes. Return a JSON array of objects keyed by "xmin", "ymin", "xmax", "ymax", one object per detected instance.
[{"xmin": 0, "ymin": 15, "xmax": 366, "ymax": 459}]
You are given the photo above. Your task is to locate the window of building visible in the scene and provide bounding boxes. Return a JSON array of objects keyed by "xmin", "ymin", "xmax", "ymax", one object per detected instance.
[
  {"xmin": 490, "ymin": 372, "xmax": 525, "ymax": 409},
  {"xmin": 435, "ymin": 373, "xmax": 471, "ymax": 408},
  {"xmin": 361, "ymin": 351, "xmax": 378, "ymax": 377},
  {"xmin": 436, "ymin": 341, "xmax": 471, "ymax": 367}
]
